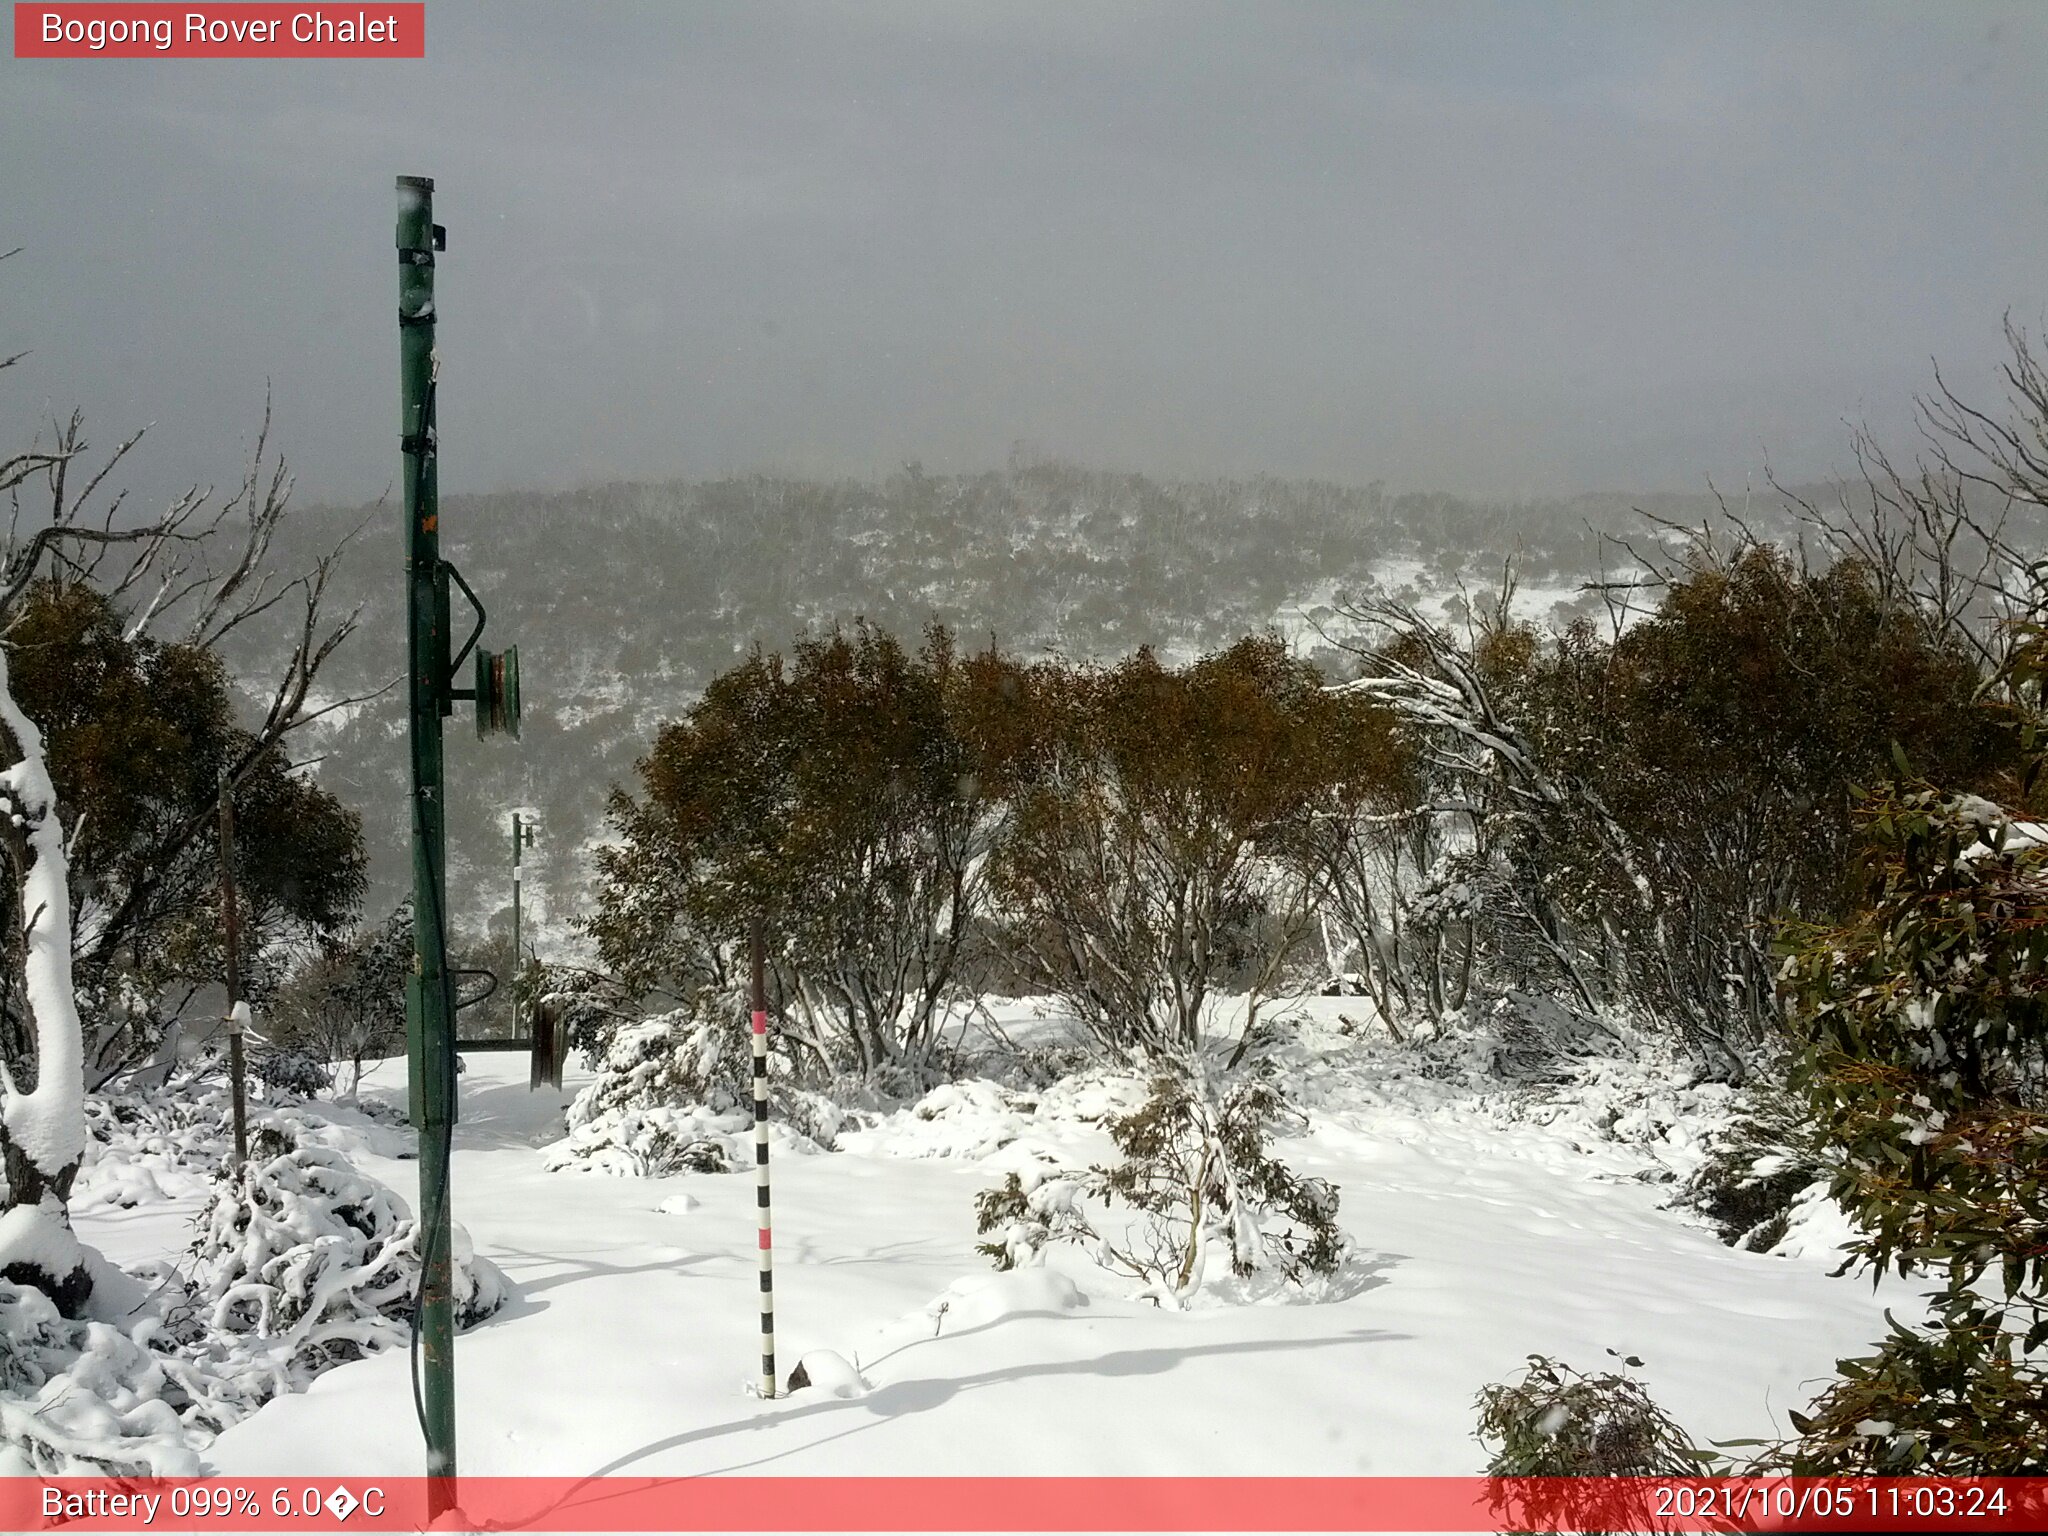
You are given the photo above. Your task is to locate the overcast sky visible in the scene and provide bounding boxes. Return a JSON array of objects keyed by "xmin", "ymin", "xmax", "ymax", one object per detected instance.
[{"xmin": 4, "ymin": 1, "xmax": 2045, "ymax": 508}]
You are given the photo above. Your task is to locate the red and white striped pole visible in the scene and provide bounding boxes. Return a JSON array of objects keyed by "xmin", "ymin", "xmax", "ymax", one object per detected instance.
[{"xmin": 750, "ymin": 916, "xmax": 776, "ymax": 1399}]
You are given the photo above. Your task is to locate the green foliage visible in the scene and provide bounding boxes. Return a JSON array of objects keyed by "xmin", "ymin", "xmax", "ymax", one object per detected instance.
[
  {"xmin": 1768, "ymin": 1312, "xmax": 2048, "ymax": 1473},
  {"xmin": 1474, "ymin": 1353, "xmax": 1705, "ymax": 1476},
  {"xmin": 586, "ymin": 622, "xmax": 999, "ymax": 1078},
  {"xmin": 591, "ymin": 622, "xmax": 1405, "ymax": 1073},
  {"xmin": 1474, "ymin": 1353, "xmax": 1709, "ymax": 1535},
  {"xmin": 1781, "ymin": 787, "xmax": 2047, "ymax": 1313},
  {"xmin": 973, "ymin": 1065, "xmax": 1343, "ymax": 1304},
  {"xmin": 1771, "ymin": 782, "xmax": 2048, "ymax": 1471}
]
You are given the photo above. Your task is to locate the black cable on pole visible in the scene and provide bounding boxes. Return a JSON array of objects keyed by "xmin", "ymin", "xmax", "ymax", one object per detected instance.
[
  {"xmin": 404, "ymin": 372, "xmax": 456, "ymax": 1455},
  {"xmin": 409, "ymin": 788, "xmax": 458, "ymax": 1450}
]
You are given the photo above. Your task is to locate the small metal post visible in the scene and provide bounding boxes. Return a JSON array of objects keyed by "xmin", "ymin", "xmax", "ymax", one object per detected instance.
[
  {"xmin": 751, "ymin": 916, "xmax": 776, "ymax": 1398},
  {"xmin": 510, "ymin": 811, "xmax": 533, "ymax": 1034},
  {"xmin": 217, "ymin": 773, "xmax": 248, "ymax": 1167}
]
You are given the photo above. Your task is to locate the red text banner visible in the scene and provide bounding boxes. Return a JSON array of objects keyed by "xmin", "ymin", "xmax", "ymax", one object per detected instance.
[
  {"xmin": 14, "ymin": 5, "xmax": 424, "ymax": 58},
  {"xmin": 5, "ymin": 1476, "xmax": 2048, "ymax": 1532}
]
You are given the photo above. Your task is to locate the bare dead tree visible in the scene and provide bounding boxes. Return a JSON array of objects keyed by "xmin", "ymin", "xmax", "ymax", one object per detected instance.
[
  {"xmin": 0, "ymin": 402, "xmax": 387, "ymax": 989},
  {"xmin": 1768, "ymin": 316, "xmax": 2048, "ymax": 681},
  {"xmin": 1, "ymin": 275, "xmax": 390, "ymax": 1205}
]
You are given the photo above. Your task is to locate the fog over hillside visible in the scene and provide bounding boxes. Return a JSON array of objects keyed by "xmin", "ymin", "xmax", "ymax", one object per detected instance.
[{"xmin": 225, "ymin": 462, "xmax": 1816, "ymax": 950}]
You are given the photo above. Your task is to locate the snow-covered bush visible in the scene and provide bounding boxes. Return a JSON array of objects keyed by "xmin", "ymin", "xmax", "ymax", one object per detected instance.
[
  {"xmin": 0, "ymin": 1278, "xmax": 209, "ymax": 1476},
  {"xmin": 774, "ymin": 1083, "xmax": 852, "ymax": 1152},
  {"xmin": 10, "ymin": 1085, "xmax": 509, "ymax": 1473},
  {"xmin": 547, "ymin": 1105, "xmax": 764, "ymax": 1177},
  {"xmin": 1475, "ymin": 1352, "xmax": 1703, "ymax": 1476},
  {"xmin": 576, "ymin": 994, "xmax": 754, "ymax": 1120},
  {"xmin": 544, "ymin": 996, "xmax": 822, "ymax": 1176},
  {"xmin": 1672, "ymin": 1068, "xmax": 1829, "ymax": 1253},
  {"xmin": 71, "ymin": 1088, "xmax": 235, "ymax": 1214},
  {"xmin": 1768, "ymin": 781, "xmax": 2048, "ymax": 1471},
  {"xmin": 974, "ymin": 1065, "xmax": 1343, "ymax": 1305},
  {"xmin": 169, "ymin": 1130, "xmax": 505, "ymax": 1386},
  {"xmin": 253, "ymin": 1046, "xmax": 333, "ymax": 1098},
  {"xmin": 539, "ymin": 964, "xmax": 636, "ymax": 1060}
]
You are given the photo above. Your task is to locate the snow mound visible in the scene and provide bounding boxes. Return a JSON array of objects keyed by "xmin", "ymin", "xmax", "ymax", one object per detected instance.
[
  {"xmin": 544, "ymin": 1104, "xmax": 819, "ymax": 1178},
  {"xmin": 1765, "ymin": 1179, "xmax": 1859, "ymax": 1264},
  {"xmin": 0, "ymin": 1278, "xmax": 208, "ymax": 1476},
  {"xmin": 836, "ymin": 1070, "xmax": 1147, "ymax": 1162},
  {"xmin": 927, "ymin": 1268, "xmax": 1088, "ymax": 1333},
  {"xmin": 787, "ymin": 1349, "xmax": 866, "ymax": 1399},
  {"xmin": 1033, "ymin": 1071, "xmax": 1151, "ymax": 1124},
  {"xmin": 885, "ymin": 1080, "xmax": 1032, "ymax": 1159}
]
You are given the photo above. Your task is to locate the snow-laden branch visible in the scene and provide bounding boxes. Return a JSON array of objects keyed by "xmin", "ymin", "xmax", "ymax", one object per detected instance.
[
  {"xmin": 0, "ymin": 639, "xmax": 90, "ymax": 1306},
  {"xmin": 1329, "ymin": 597, "xmax": 1654, "ymax": 909},
  {"xmin": 0, "ymin": 643, "xmax": 84, "ymax": 1182}
]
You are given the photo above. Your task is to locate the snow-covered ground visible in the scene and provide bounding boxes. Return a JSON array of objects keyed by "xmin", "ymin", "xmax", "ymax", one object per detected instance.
[{"xmin": 58, "ymin": 1001, "xmax": 1906, "ymax": 1481}]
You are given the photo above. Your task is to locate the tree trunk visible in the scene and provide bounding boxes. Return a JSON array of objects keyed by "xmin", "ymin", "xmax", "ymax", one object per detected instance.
[{"xmin": 0, "ymin": 643, "xmax": 92, "ymax": 1315}]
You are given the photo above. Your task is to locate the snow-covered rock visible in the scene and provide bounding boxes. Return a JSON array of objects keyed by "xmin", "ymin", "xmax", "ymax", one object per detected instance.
[{"xmin": 786, "ymin": 1349, "xmax": 866, "ymax": 1399}]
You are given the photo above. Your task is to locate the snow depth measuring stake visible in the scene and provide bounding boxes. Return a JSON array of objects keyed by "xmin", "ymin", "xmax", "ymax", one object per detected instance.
[
  {"xmin": 397, "ymin": 174, "xmax": 521, "ymax": 1508},
  {"xmin": 751, "ymin": 917, "xmax": 777, "ymax": 1398}
]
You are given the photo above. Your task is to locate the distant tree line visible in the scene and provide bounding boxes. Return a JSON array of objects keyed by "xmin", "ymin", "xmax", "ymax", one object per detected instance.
[
  {"xmin": 238, "ymin": 456, "xmax": 1835, "ymax": 945},
  {"xmin": 583, "ymin": 626, "xmax": 1392, "ymax": 1080},
  {"xmin": 582, "ymin": 516, "xmax": 2014, "ymax": 1084}
]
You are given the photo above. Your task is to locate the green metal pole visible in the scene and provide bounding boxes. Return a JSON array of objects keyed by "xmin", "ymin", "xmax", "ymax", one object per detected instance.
[{"xmin": 397, "ymin": 173, "xmax": 457, "ymax": 1507}]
